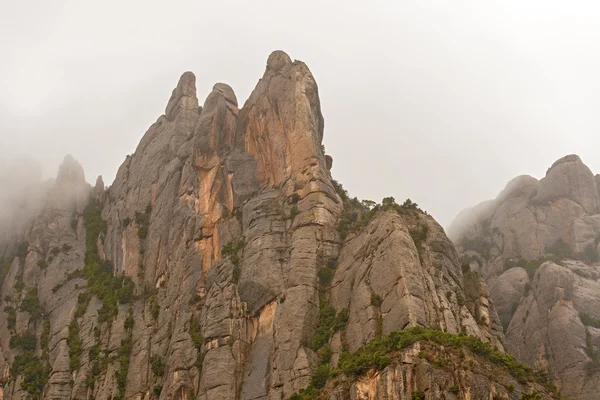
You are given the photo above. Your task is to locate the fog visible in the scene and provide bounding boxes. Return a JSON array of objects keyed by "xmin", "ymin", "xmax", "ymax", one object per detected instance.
[
  {"xmin": 2, "ymin": 1, "xmax": 600, "ymax": 227},
  {"xmin": 0, "ymin": 157, "xmax": 47, "ymax": 244}
]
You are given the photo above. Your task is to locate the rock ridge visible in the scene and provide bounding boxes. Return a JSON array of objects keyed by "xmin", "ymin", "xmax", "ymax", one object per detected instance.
[{"xmin": 450, "ymin": 154, "xmax": 600, "ymax": 400}]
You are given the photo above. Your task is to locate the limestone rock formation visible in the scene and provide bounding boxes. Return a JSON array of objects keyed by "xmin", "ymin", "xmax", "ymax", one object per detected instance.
[
  {"xmin": 321, "ymin": 340, "xmax": 557, "ymax": 400},
  {"xmin": 0, "ymin": 52, "xmax": 560, "ymax": 400},
  {"xmin": 329, "ymin": 211, "xmax": 503, "ymax": 356},
  {"xmin": 450, "ymin": 154, "xmax": 600, "ymax": 400}
]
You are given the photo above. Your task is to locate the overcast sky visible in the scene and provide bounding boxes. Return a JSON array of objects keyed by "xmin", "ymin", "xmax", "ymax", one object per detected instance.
[{"xmin": 1, "ymin": 1, "xmax": 600, "ymax": 227}]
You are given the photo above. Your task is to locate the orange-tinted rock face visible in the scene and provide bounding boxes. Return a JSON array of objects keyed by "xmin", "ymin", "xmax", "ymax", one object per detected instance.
[{"xmin": 240, "ymin": 51, "xmax": 326, "ymax": 191}]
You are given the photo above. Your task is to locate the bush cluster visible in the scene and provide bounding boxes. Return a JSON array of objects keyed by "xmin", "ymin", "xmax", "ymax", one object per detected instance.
[
  {"xmin": 317, "ymin": 258, "xmax": 336, "ymax": 287},
  {"xmin": 9, "ymin": 332, "xmax": 37, "ymax": 351},
  {"xmin": 68, "ymin": 318, "xmax": 82, "ymax": 371},
  {"xmin": 20, "ymin": 288, "xmax": 41, "ymax": 320},
  {"xmin": 11, "ymin": 351, "xmax": 50, "ymax": 397},
  {"xmin": 582, "ymin": 243, "xmax": 599, "ymax": 263},
  {"xmin": 66, "ymin": 197, "xmax": 135, "ymax": 376},
  {"xmin": 82, "ymin": 198, "xmax": 135, "ymax": 323},
  {"xmin": 502, "ymin": 237, "xmax": 594, "ymax": 280},
  {"xmin": 71, "ymin": 213, "xmax": 78, "ymax": 231},
  {"xmin": 4, "ymin": 305, "xmax": 16, "ymax": 329},
  {"xmin": 115, "ymin": 332, "xmax": 133, "ymax": 400},
  {"xmin": 86, "ymin": 343, "xmax": 110, "ymax": 390},
  {"xmin": 545, "ymin": 239, "xmax": 572, "ymax": 260},
  {"xmin": 289, "ymin": 193, "xmax": 301, "ymax": 204},
  {"xmin": 409, "ymin": 223, "xmax": 429, "ymax": 250},
  {"xmin": 503, "ymin": 258, "xmax": 544, "ymax": 280},
  {"xmin": 312, "ymin": 300, "xmax": 348, "ymax": 352},
  {"xmin": 150, "ymin": 295, "xmax": 160, "ymax": 320},
  {"xmin": 332, "ymin": 180, "xmax": 349, "ymax": 203},
  {"xmin": 371, "ymin": 294, "xmax": 383, "ymax": 307},
  {"xmin": 222, "ymin": 237, "xmax": 244, "ymax": 265},
  {"xmin": 461, "ymin": 254, "xmax": 482, "ymax": 269},
  {"xmin": 580, "ymin": 312, "xmax": 600, "ymax": 329},
  {"xmin": 151, "ymin": 355, "xmax": 165, "ymax": 376},
  {"xmin": 411, "ymin": 391, "xmax": 425, "ymax": 400},
  {"xmin": 461, "ymin": 237, "xmax": 493, "ymax": 260},
  {"xmin": 124, "ymin": 314, "xmax": 134, "ymax": 330},
  {"xmin": 289, "ymin": 204, "xmax": 300, "ymax": 222},
  {"xmin": 521, "ymin": 392, "xmax": 542, "ymax": 400},
  {"xmin": 337, "ymin": 327, "xmax": 532, "ymax": 381},
  {"xmin": 337, "ymin": 196, "xmax": 425, "ymax": 241},
  {"xmin": 382, "ymin": 197, "xmax": 422, "ymax": 214},
  {"xmin": 0, "ymin": 258, "xmax": 11, "ymax": 292},
  {"xmin": 14, "ymin": 272, "xmax": 25, "ymax": 291},
  {"xmin": 290, "ymin": 326, "xmax": 543, "ymax": 399},
  {"xmin": 40, "ymin": 317, "xmax": 50, "ymax": 359},
  {"xmin": 337, "ymin": 199, "xmax": 378, "ymax": 240},
  {"xmin": 16, "ymin": 241, "xmax": 29, "ymax": 266},
  {"xmin": 189, "ymin": 316, "xmax": 203, "ymax": 349},
  {"xmin": 135, "ymin": 205, "xmax": 152, "ymax": 239}
]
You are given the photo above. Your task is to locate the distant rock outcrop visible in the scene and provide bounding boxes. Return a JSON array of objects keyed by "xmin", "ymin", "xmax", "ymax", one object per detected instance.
[{"xmin": 450, "ymin": 154, "xmax": 600, "ymax": 400}]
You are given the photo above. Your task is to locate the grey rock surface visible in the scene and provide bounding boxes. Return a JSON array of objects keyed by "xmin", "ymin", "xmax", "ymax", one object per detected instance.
[{"xmin": 450, "ymin": 154, "xmax": 600, "ymax": 400}]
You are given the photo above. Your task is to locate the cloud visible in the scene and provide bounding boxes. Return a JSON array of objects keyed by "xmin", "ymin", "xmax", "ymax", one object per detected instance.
[{"xmin": 2, "ymin": 0, "xmax": 600, "ymax": 227}]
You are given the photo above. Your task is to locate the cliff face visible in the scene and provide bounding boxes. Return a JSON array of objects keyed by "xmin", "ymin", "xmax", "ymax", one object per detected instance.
[
  {"xmin": 449, "ymin": 154, "xmax": 600, "ymax": 400},
  {"xmin": 0, "ymin": 52, "xmax": 558, "ymax": 400}
]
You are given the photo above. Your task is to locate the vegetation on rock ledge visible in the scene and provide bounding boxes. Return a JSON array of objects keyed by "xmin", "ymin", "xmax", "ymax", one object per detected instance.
[
  {"xmin": 312, "ymin": 299, "xmax": 348, "ymax": 350},
  {"xmin": 334, "ymin": 183, "xmax": 425, "ymax": 241},
  {"xmin": 290, "ymin": 326, "xmax": 552, "ymax": 400},
  {"xmin": 11, "ymin": 351, "xmax": 50, "ymax": 398},
  {"xmin": 66, "ymin": 197, "xmax": 135, "ymax": 376}
]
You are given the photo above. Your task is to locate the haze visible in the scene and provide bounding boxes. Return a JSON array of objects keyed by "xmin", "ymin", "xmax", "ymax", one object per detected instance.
[{"xmin": 2, "ymin": 0, "xmax": 600, "ymax": 228}]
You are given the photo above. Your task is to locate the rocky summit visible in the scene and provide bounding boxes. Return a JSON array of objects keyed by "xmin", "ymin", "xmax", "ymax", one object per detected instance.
[
  {"xmin": 450, "ymin": 154, "xmax": 600, "ymax": 400},
  {"xmin": 0, "ymin": 52, "xmax": 560, "ymax": 400}
]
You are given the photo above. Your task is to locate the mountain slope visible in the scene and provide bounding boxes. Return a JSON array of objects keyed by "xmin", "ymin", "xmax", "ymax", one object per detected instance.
[
  {"xmin": 0, "ymin": 51, "xmax": 559, "ymax": 400},
  {"xmin": 450, "ymin": 154, "xmax": 600, "ymax": 400}
]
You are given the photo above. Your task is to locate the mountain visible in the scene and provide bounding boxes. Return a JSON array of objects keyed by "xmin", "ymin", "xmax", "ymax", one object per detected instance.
[
  {"xmin": 0, "ymin": 51, "xmax": 559, "ymax": 400},
  {"xmin": 450, "ymin": 154, "xmax": 600, "ymax": 400}
]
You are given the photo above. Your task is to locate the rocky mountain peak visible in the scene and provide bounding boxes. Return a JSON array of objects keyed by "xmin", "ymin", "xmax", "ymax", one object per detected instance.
[
  {"xmin": 452, "ymin": 153, "xmax": 600, "ymax": 400},
  {"xmin": 0, "ymin": 52, "xmax": 561, "ymax": 400},
  {"xmin": 496, "ymin": 174, "xmax": 538, "ymax": 203},
  {"xmin": 50, "ymin": 154, "xmax": 90, "ymax": 212},
  {"xmin": 549, "ymin": 153, "xmax": 582, "ymax": 170},
  {"xmin": 534, "ymin": 153, "xmax": 599, "ymax": 214},
  {"xmin": 56, "ymin": 154, "xmax": 85, "ymax": 187},
  {"xmin": 241, "ymin": 50, "xmax": 325, "ymax": 190},
  {"xmin": 266, "ymin": 49, "xmax": 292, "ymax": 71},
  {"xmin": 165, "ymin": 71, "xmax": 199, "ymax": 120},
  {"xmin": 212, "ymin": 82, "xmax": 238, "ymax": 106},
  {"xmin": 94, "ymin": 175, "xmax": 104, "ymax": 191}
]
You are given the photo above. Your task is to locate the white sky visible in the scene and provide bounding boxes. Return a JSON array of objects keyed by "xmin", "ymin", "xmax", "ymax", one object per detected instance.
[{"xmin": 1, "ymin": 0, "xmax": 600, "ymax": 227}]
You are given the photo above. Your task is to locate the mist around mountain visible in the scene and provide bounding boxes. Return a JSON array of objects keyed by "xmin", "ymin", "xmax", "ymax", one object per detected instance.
[{"xmin": 450, "ymin": 154, "xmax": 600, "ymax": 400}]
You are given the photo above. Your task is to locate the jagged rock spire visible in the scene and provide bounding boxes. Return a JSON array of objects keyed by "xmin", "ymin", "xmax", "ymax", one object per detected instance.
[
  {"xmin": 165, "ymin": 71, "xmax": 199, "ymax": 120},
  {"xmin": 534, "ymin": 153, "xmax": 599, "ymax": 214},
  {"xmin": 240, "ymin": 50, "xmax": 326, "ymax": 189},
  {"xmin": 56, "ymin": 154, "xmax": 85, "ymax": 186}
]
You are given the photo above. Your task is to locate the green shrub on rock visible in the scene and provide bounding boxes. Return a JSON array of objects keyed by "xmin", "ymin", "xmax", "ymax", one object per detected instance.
[{"xmin": 9, "ymin": 332, "xmax": 37, "ymax": 351}]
